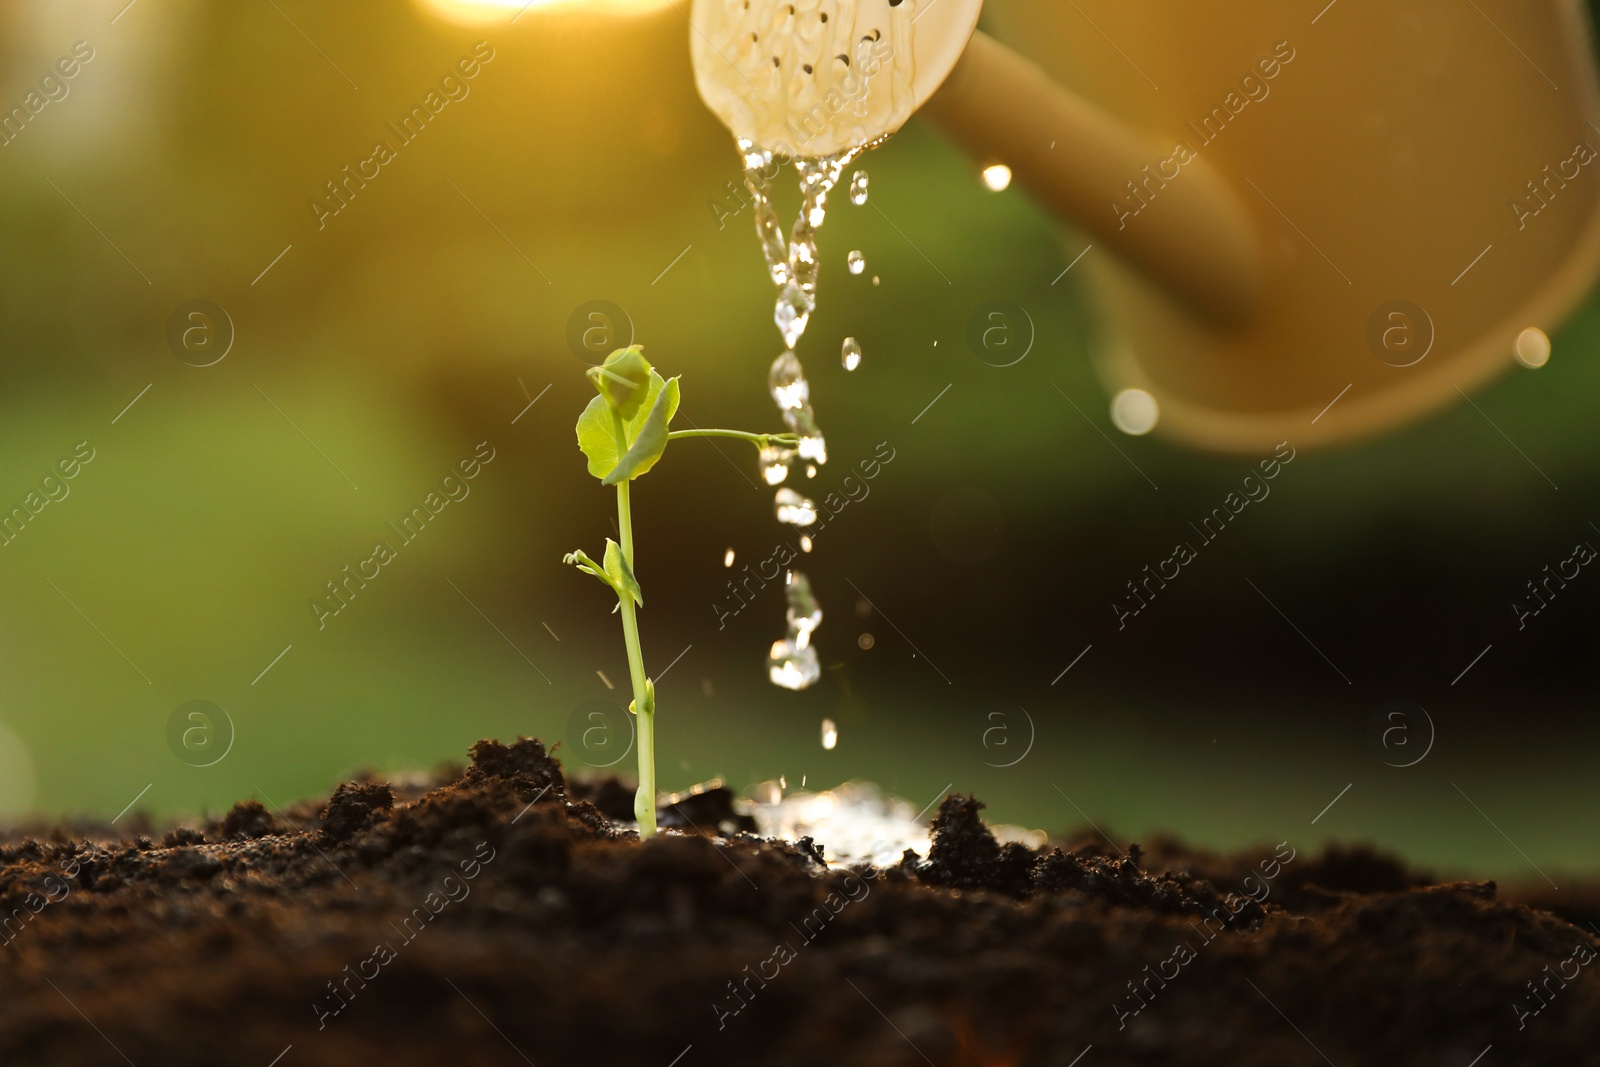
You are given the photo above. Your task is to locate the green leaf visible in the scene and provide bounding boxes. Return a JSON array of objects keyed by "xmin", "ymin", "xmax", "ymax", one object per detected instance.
[
  {"xmin": 602, "ymin": 376, "xmax": 679, "ymax": 486},
  {"xmin": 577, "ymin": 370, "xmax": 675, "ymax": 482},
  {"xmin": 587, "ymin": 345, "xmax": 653, "ymax": 421},
  {"xmin": 602, "ymin": 538, "xmax": 643, "ymax": 607},
  {"xmin": 563, "ymin": 549, "xmax": 616, "ymax": 592},
  {"xmin": 576, "ymin": 395, "xmax": 619, "ymax": 480}
]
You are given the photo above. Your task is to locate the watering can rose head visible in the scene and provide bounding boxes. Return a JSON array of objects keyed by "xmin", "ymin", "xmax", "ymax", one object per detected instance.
[{"xmin": 578, "ymin": 345, "xmax": 681, "ymax": 486}]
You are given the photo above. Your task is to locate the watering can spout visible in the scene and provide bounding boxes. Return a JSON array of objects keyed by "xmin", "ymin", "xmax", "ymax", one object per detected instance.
[
  {"xmin": 688, "ymin": 0, "xmax": 1262, "ymax": 325},
  {"xmin": 692, "ymin": 0, "xmax": 1600, "ymax": 452},
  {"xmin": 923, "ymin": 31, "xmax": 1265, "ymax": 327}
]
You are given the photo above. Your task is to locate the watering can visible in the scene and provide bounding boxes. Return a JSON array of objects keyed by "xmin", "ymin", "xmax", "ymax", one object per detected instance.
[{"xmin": 690, "ymin": 0, "xmax": 1600, "ymax": 452}]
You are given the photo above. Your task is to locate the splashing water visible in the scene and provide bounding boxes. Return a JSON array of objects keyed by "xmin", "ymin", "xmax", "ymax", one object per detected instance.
[
  {"xmin": 747, "ymin": 781, "xmax": 1045, "ymax": 869},
  {"xmin": 841, "ymin": 337, "xmax": 862, "ymax": 371},
  {"xmin": 849, "ymin": 170, "xmax": 869, "ymax": 206},
  {"xmin": 769, "ymin": 571, "xmax": 823, "ymax": 690},
  {"xmin": 750, "ymin": 782, "xmax": 927, "ymax": 868},
  {"xmin": 847, "ymin": 250, "xmax": 865, "ymax": 275}
]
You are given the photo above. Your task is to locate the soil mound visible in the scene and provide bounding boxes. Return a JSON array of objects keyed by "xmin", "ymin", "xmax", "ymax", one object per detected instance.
[{"xmin": 0, "ymin": 739, "xmax": 1591, "ymax": 1066}]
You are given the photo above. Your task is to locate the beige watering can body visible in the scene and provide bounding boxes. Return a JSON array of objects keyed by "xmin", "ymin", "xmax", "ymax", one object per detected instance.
[{"xmin": 691, "ymin": 0, "xmax": 1600, "ymax": 452}]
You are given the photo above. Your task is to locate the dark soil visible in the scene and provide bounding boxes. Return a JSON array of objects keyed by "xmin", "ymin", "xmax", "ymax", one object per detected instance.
[{"xmin": 0, "ymin": 738, "xmax": 1595, "ymax": 1066}]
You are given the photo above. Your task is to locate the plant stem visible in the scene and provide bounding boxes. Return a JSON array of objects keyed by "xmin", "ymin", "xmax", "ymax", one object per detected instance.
[
  {"xmin": 612, "ymin": 412, "xmax": 657, "ymax": 838},
  {"xmin": 600, "ymin": 420, "xmax": 800, "ymax": 839},
  {"xmin": 666, "ymin": 428, "xmax": 800, "ymax": 447}
]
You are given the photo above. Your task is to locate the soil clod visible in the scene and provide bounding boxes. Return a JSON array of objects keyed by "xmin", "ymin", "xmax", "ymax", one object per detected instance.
[
  {"xmin": 319, "ymin": 781, "xmax": 394, "ymax": 842},
  {"xmin": 216, "ymin": 799, "xmax": 275, "ymax": 840},
  {"xmin": 466, "ymin": 737, "xmax": 567, "ymax": 802}
]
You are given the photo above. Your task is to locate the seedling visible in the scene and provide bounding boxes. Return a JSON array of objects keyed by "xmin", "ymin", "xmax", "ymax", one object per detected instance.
[{"xmin": 564, "ymin": 345, "xmax": 800, "ymax": 838}]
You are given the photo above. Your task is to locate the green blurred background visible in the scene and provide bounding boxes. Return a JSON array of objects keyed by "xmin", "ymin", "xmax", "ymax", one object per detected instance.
[{"xmin": 0, "ymin": 0, "xmax": 1596, "ymax": 886}]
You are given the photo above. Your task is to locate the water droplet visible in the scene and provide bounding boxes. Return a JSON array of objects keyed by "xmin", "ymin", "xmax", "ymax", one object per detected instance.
[
  {"xmin": 768, "ymin": 350, "xmax": 810, "ymax": 411},
  {"xmin": 785, "ymin": 571, "xmax": 822, "ymax": 641},
  {"xmin": 849, "ymin": 170, "xmax": 869, "ymax": 206},
  {"xmin": 1515, "ymin": 326, "xmax": 1551, "ymax": 368},
  {"xmin": 805, "ymin": 464, "xmax": 817, "ymax": 479},
  {"xmin": 769, "ymin": 640, "xmax": 821, "ymax": 690},
  {"xmin": 981, "ymin": 163, "xmax": 1013, "ymax": 191},
  {"xmin": 797, "ymin": 435, "xmax": 827, "ymax": 463},
  {"xmin": 779, "ymin": 774, "xmax": 787, "ymax": 789},
  {"xmin": 800, "ymin": 535, "xmax": 813, "ymax": 553},
  {"xmin": 1110, "ymin": 388, "xmax": 1160, "ymax": 436},
  {"xmin": 872, "ymin": 275, "xmax": 880, "ymax": 286},
  {"xmin": 724, "ymin": 548, "xmax": 736, "ymax": 568},
  {"xmin": 759, "ymin": 444, "xmax": 792, "ymax": 485},
  {"xmin": 775, "ymin": 282, "xmax": 814, "ymax": 350},
  {"xmin": 775, "ymin": 488, "xmax": 818, "ymax": 526},
  {"xmin": 857, "ymin": 633, "xmax": 875, "ymax": 650},
  {"xmin": 841, "ymin": 337, "xmax": 862, "ymax": 371},
  {"xmin": 847, "ymin": 250, "xmax": 865, "ymax": 275},
  {"xmin": 821, "ymin": 718, "xmax": 838, "ymax": 749}
]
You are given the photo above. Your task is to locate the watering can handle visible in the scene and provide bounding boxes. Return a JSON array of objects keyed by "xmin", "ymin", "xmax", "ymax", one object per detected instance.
[{"xmin": 922, "ymin": 31, "xmax": 1265, "ymax": 327}]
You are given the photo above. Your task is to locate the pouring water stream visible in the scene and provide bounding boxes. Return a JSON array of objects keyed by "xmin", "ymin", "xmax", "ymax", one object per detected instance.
[{"xmin": 695, "ymin": 0, "xmax": 929, "ymax": 696}]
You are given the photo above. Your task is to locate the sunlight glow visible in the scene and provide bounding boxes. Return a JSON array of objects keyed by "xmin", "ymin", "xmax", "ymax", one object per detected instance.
[{"xmin": 417, "ymin": 0, "xmax": 675, "ymax": 26}]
